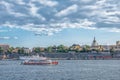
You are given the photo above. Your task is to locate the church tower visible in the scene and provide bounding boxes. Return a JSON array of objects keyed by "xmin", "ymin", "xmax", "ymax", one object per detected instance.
[{"xmin": 91, "ymin": 37, "xmax": 98, "ymax": 47}]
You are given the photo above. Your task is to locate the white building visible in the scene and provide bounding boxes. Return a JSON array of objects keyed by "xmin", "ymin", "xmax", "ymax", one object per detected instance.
[
  {"xmin": 23, "ymin": 48, "xmax": 31, "ymax": 54},
  {"xmin": 114, "ymin": 41, "xmax": 120, "ymax": 52}
]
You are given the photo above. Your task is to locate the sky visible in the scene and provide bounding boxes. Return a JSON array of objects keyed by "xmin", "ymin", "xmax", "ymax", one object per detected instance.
[{"xmin": 0, "ymin": 0, "xmax": 120, "ymax": 48}]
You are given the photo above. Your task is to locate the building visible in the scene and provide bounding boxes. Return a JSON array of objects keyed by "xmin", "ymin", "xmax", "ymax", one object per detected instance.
[
  {"xmin": 91, "ymin": 37, "xmax": 99, "ymax": 51},
  {"xmin": 23, "ymin": 48, "xmax": 31, "ymax": 54},
  {"xmin": 100, "ymin": 45, "xmax": 110, "ymax": 51},
  {"xmin": 116, "ymin": 41, "xmax": 120, "ymax": 46},
  {"xmin": 91, "ymin": 37, "xmax": 98, "ymax": 47},
  {"xmin": 114, "ymin": 41, "xmax": 120, "ymax": 52},
  {"xmin": 0, "ymin": 44, "xmax": 9, "ymax": 53},
  {"xmin": 12, "ymin": 48, "xmax": 19, "ymax": 53},
  {"xmin": 70, "ymin": 44, "xmax": 82, "ymax": 51},
  {"xmin": 107, "ymin": 41, "xmax": 120, "ymax": 52}
]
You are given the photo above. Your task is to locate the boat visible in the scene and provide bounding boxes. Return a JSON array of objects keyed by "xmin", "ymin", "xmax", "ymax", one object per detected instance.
[
  {"xmin": 22, "ymin": 59, "xmax": 58, "ymax": 65},
  {"xmin": 20, "ymin": 55, "xmax": 58, "ymax": 65},
  {"xmin": 19, "ymin": 55, "xmax": 47, "ymax": 60}
]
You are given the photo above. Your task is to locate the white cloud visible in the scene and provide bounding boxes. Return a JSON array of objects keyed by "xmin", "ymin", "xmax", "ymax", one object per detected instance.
[
  {"xmin": 28, "ymin": 2, "xmax": 46, "ymax": 21},
  {"xmin": 0, "ymin": 1, "xmax": 26, "ymax": 17},
  {"xmin": 1, "ymin": 18, "xmax": 95, "ymax": 36},
  {"xmin": 0, "ymin": 0, "xmax": 120, "ymax": 35},
  {"xmin": 55, "ymin": 4, "xmax": 78, "ymax": 17},
  {"xmin": 53, "ymin": 19, "xmax": 95, "ymax": 29},
  {"xmin": 35, "ymin": 0, "xmax": 58, "ymax": 7},
  {"xmin": 14, "ymin": 37, "xmax": 18, "ymax": 39},
  {"xmin": 96, "ymin": 0, "xmax": 106, "ymax": 6},
  {"xmin": 100, "ymin": 16, "xmax": 120, "ymax": 23},
  {"xmin": 0, "ymin": 36, "xmax": 19, "ymax": 40},
  {"xmin": 109, "ymin": 28, "xmax": 120, "ymax": 33},
  {"xmin": 2, "ymin": 22, "xmax": 19, "ymax": 28},
  {"xmin": 71, "ymin": 0, "xmax": 92, "ymax": 3},
  {"xmin": 80, "ymin": 0, "xmax": 92, "ymax": 3},
  {"xmin": 16, "ymin": 0, "xmax": 25, "ymax": 5},
  {"xmin": 0, "ymin": 37, "xmax": 10, "ymax": 40},
  {"xmin": 82, "ymin": 5, "xmax": 99, "ymax": 10},
  {"xmin": 100, "ymin": 28, "xmax": 120, "ymax": 33},
  {"xmin": 82, "ymin": 0, "xmax": 120, "ymax": 24}
]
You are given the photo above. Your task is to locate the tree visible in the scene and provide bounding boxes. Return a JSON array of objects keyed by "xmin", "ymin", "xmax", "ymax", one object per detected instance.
[
  {"xmin": 7, "ymin": 47, "xmax": 14, "ymax": 54},
  {"xmin": 110, "ymin": 47, "xmax": 115, "ymax": 53},
  {"xmin": 18, "ymin": 47, "xmax": 24, "ymax": 54},
  {"xmin": 0, "ymin": 47, "xmax": 3, "ymax": 54},
  {"xmin": 46, "ymin": 46, "xmax": 52, "ymax": 53},
  {"xmin": 81, "ymin": 45, "xmax": 91, "ymax": 52},
  {"xmin": 110, "ymin": 47, "xmax": 115, "ymax": 57},
  {"xmin": 85, "ymin": 45, "xmax": 91, "ymax": 52},
  {"xmin": 81, "ymin": 47, "xmax": 87, "ymax": 52},
  {"xmin": 33, "ymin": 47, "xmax": 41, "ymax": 53},
  {"xmin": 57, "ymin": 45, "xmax": 68, "ymax": 53}
]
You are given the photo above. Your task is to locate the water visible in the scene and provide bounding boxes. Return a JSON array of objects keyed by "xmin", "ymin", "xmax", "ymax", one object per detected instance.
[{"xmin": 0, "ymin": 60, "xmax": 120, "ymax": 80}]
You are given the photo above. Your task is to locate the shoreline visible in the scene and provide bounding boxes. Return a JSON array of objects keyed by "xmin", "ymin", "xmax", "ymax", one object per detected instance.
[
  {"xmin": 0, "ymin": 52, "xmax": 120, "ymax": 60},
  {"xmin": 0, "ymin": 57, "xmax": 120, "ymax": 60}
]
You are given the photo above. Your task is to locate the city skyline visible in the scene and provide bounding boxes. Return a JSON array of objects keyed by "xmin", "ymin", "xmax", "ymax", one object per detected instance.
[{"xmin": 0, "ymin": 0, "xmax": 120, "ymax": 48}]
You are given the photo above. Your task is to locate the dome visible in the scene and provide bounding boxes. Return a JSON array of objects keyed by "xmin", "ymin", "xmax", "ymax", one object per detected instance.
[{"xmin": 91, "ymin": 37, "xmax": 98, "ymax": 47}]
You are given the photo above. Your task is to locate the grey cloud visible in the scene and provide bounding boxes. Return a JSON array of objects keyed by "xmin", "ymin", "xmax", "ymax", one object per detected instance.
[{"xmin": 0, "ymin": 0, "xmax": 120, "ymax": 35}]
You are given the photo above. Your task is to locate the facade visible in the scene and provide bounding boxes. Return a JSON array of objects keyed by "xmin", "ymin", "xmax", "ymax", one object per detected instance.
[
  {"xmin": 70, "ymin": 44, "xmax": 82, "ymax": 51},
  {"xmin": 12, "ymin": 48, "xmax": 19, "ymax": 53},
  {"xmin": 23, "ymin": 48, "xmax": 31, "ymax": 54},
  {"xmin": 91, "ymin": 37, "xmax": 98, "ymax": 47},
  {"xmin": 101, "ymin": 45, "xmax": 110, "ymax": 51},
  {"xmin": 108, "ymin": 41, "xmax": 120, "ymax": 52},
  {"xmin": 40, "ymin": 47, "xmax": 45, "ymax": 52},
  {"xmin": 114, "ymin": 41, "xmax": 120, "ymax": 52},
  {"xmin": 0, "ymin": 44, "xmax": 9, "ymax": 53},
  {"xmin": 116, "ymin": 41, "xmax": 120, "ymax": 46},
  {"xmin": 91, "ymin": 37, "xmax": 99, "ymax": 51}
]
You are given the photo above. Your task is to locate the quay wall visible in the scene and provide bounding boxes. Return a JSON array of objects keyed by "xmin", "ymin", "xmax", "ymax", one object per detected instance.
[
  {"xmin": 0, "ymin": 52, "xmax": 120, "ymax": 60},
  {"xmin": 45, "ymin": 52, "xmax": 120, "ymax": 60}
]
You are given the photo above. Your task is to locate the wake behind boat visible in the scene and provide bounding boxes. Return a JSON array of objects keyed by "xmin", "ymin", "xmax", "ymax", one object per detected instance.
[{"xmin": 20, "ymin": 55, "xmax": 58, "ymax": 65}]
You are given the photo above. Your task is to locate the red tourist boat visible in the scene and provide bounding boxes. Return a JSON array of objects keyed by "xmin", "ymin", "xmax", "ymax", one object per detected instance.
[{"xmin": 20, "ymin": 55, "xmax": 58, "ymax": 65}]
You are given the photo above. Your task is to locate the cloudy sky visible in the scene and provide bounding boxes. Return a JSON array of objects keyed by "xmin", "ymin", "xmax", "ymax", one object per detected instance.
[{"xmin": 0, "ymin": 0, "xmax": 120, "ymax": 48}]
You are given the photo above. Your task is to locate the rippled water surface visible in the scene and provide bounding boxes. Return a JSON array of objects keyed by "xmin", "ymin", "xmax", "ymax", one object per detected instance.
[{"xmin": 0, "ymin": 60, "xmax": 120, "ymax": 80}]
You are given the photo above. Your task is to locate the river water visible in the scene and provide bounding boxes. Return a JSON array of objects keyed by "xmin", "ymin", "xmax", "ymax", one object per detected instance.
[{"xmin": 0, "ymin": 60, "xmax": 120, "ymax": 80}]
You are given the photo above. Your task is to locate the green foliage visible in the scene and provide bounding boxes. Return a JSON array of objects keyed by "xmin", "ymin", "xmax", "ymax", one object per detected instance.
[
  {"xmin": 85, "ymin": 45, "xmax": 90, "ymax": 49},
  {"xmin": 57, "ymin": 45, "xmax": 68, "ymax": 53},
  {"xmin": 81, "ymin": 45, "xmax": 91, "ymax": 52},
  {"xmin": 18, "ymin": 47, "xmax": 24, "ymax": 54},
  {"xmin": 0, "ymin": 47, "xmax": 3, "ymax": 54},
  {"xmin": 110, "ymin": 47, "xmax": 115, "ymax": 52},
  {"xmin": 46, "ymin": 46, "xmax": 52, "ymax": 53},
  {"xmin": 33, "ymin": 47, "xmax": 41, "ymax": 53},
  {"xmin": 7, "ymin": 47, "xmax": 14, "ymax": 54}
]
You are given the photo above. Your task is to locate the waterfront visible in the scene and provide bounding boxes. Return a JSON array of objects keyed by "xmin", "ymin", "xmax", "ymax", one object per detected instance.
[{"xmin": 0, "ymin": 60, "xmax": 120, "ymax": 80}]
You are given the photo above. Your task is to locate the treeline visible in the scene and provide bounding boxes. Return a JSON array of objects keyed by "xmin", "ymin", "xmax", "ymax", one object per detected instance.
[
  {"xmin": 0, "ymin": 44, "xmax": 117, "ymax": 56},
  {"xmin": 0, "ymin": 44, "xmax": 90, "ymax": 55}
]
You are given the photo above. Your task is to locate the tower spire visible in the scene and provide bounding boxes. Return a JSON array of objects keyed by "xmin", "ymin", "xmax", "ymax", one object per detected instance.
[
  {"xmin": 93, "ymin": 37, "xmax": 96, "ymax": 42},
  {"xmin": 92, "ymin": 36, "xmax": 98, "ymax": 46}
]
